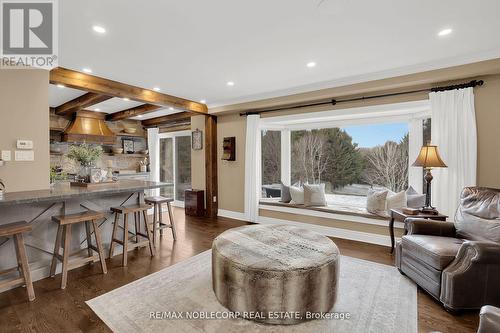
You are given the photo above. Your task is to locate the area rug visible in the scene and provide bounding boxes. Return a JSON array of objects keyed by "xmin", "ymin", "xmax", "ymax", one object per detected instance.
[{"xmin": 87, "ymin": 251, "xmax": 417, "ymax": 332}]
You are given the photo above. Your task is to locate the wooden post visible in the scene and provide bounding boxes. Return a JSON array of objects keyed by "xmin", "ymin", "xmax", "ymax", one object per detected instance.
[{"xmin": 205, "ymin": 115, "xmax": 218, "ymax": 217}]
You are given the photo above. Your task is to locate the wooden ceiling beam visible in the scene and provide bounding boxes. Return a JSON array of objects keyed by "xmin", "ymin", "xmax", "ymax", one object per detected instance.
[
  {"xmin": 105, "ymin": 104, "xmax": 162, "ymax": 121},
  {"xmin": 141, "ymin": 112, "xmax": 192, "ymax": 127},
  {"xmin": 50, "ymin": 67, "xmax": 208, "ymax": 114},
  {"xmin": 54, "ymin": 92, "xmax": 112, "ymax": 116}
]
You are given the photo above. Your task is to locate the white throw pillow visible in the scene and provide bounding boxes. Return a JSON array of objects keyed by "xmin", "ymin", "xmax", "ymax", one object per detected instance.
[
  {"xmin": 366, "ymin": 189, "xmax": 388, "ymax": 214},
  {"xmin": 289, "ymin": 186, "xmax": 304, "ymax": 205},
  {"xmin": 304, "ymin": 184, "xmax": 327, "ymax": 207},
  {"xmin": 386, "ymin": 190, "xmax": 407, "ymax": 213}
]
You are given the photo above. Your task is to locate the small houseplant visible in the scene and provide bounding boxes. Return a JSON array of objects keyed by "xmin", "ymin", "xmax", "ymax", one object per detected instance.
[{"xmin": 66, "ymin": 144, "xmax": 103, "ymax": 183}]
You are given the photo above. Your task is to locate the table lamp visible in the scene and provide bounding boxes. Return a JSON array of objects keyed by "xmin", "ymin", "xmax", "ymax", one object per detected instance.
[{"xmin": 412, "ymin": 144, "xmax": 447, "ymax": 214}]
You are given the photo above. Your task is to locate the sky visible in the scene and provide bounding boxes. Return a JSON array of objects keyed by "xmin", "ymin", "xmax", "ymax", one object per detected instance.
[{"xmin": 342, "ymin": 123, "xmax": 408, "ymax": 148}]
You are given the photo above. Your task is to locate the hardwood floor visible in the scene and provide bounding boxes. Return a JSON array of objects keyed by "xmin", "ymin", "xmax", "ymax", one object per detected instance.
[{"xmin": 0, "ymin": 209, "xmax": 479, "ymax": 332}]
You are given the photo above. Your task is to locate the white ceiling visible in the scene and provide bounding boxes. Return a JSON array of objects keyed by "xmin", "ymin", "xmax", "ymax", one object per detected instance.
[{"xmin": 54, "ymin": 0, "xmax": 500, "ymax": 110}]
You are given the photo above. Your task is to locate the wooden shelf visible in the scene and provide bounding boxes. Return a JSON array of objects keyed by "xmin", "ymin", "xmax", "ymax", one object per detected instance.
[
  {"xmin": 116, "ymin": 132, "xmax": 146, "ymax": 138},
  {"xmin": 105, "ymin": 153, "xmax": 148, "ymax": 157}
]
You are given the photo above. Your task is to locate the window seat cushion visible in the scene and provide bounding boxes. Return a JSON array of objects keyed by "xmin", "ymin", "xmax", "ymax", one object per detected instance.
[{"xmin": 259, "ymin": 198, "xmax": 390, "ymax": 220}]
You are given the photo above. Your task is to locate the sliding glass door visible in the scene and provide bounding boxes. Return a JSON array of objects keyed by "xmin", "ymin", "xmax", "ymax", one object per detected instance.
[{"xmin": 158, "ymin": 131, "xmax": 191, "ymax": 206}]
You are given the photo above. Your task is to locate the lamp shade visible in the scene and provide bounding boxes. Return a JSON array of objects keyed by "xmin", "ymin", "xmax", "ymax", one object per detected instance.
[{"xmin": 412, "ymin": 145, "xmax": 447, "ymax": 168}]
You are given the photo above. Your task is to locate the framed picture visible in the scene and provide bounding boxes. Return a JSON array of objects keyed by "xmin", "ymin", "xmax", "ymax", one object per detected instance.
[
  {"xmin": 192, "ymin": 129, "xmax": 203, "ymax": 150},
  {"xmin": 123, "ymin": 139, "xmax": 135, "ymax": 154}
]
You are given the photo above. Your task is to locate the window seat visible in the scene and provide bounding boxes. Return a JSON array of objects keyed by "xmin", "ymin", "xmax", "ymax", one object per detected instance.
[{"xmin": 259, "ymin": 198, "xmax": 390, "ymax": 221}]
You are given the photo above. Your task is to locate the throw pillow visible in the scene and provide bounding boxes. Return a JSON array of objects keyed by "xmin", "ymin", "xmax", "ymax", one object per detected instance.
[
  {"xmin": 280, "ymin": 182, "xmax": 292, "ymax": 203},
  {"xmin": 386, "ymin": 190, "xmax": 407, "ymax": 213},
  {"xmin": 366, "ymin": 189, "xmax": 388, "ymax": 214},
  {"xmin": 406, "ymin": 186, "xmax": 426, "ymax": 208},
  {"xmin": 304, "ymin": 183, "xmax": 327, "ymax": 207},
  {"xmin": 289, "ymin": 186, "xmax": 304, "ymax": 205}
]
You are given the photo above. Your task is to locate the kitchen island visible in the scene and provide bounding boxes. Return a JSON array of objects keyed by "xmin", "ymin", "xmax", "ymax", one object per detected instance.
[{"xmin": 0, "ymin": 180, "xmax": 168, "ymax": 287}]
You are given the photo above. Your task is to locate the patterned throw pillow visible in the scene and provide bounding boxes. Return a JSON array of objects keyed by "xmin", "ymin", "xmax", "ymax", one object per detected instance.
[
  {"xmin": 367, "ymin": 189, "xmax": 389, "ymax": 214},
  {"xmin": 289, "ymin": 186, "xmax": 305, "ymax": 205},
  {"xmin": 280, "ymin": 182, "xmax": 292, "ymax": 203},
  {"xmin": 304, "ymin": 184, "xmax": 327, "ymax": 207}
]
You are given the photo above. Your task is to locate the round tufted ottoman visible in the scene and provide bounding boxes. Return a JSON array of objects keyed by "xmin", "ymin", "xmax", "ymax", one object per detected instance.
[{"xmin": 212, "ymin": 224, "xmax": 339, "ymax": 325}]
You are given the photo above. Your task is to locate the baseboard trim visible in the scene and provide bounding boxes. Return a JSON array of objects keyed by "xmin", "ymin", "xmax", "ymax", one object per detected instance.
[{"xmin": 217, "ymin": 209, "xmax": 247, "ymax": 221}]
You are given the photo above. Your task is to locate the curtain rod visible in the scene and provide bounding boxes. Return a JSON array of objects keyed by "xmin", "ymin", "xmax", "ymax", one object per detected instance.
[{"xmin": 239, "ymin": 79, "xmax": 484, "ymax": 116}]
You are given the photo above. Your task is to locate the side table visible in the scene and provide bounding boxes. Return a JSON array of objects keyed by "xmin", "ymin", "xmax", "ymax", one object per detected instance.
[{"xmin": 389, "ymin": 208, "xmax": 448, "ymax": 254}]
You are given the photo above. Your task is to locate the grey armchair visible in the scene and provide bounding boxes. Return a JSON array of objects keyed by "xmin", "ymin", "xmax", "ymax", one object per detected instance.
[{"xmin": 395, "ymin": 187, "xmax": 500, "ymax": 311}]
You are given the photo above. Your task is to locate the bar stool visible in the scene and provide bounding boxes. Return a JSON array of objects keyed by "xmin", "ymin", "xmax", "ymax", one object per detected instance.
[
  {"xmin": 0, "ymin": 221, "xmax": 35, "ymax": 301},
  {"xmin": 145, "ymin": 196, "xmax": 177, "ymax": 244},
  {"xmin": 109, "ymin": 204, "xmax": 155, "ymax": 266},
  {"xmin": 50, "ymin": 210, "xmax": 107, "ymax": 289}
]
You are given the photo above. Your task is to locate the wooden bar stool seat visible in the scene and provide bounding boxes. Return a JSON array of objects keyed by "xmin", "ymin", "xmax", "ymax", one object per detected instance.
[
  {"xmin": 0, "ymin": 221, "xmax": 35, "ymax": 301},
  {"xmin": 50, "ymin": 210, "xmax": 107, "ymax": 289},
  {"xmin": 109, "ymin": 204, "xmax": 155, "ymax": 267},
  {"xmin": 145, "ymin": 196, "xmax": 177, "ymax": 243}
]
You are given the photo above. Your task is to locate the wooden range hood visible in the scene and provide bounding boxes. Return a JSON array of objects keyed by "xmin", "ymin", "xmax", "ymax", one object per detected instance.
[{"xmin": 63, "ymin": 111, "xmax": 116, "ymax": 145}]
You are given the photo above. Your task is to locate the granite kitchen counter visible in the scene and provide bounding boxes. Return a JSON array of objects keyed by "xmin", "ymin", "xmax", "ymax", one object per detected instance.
[{"xmin": 0, "ymin": 180, "xmax": 167, "ymax": 207}]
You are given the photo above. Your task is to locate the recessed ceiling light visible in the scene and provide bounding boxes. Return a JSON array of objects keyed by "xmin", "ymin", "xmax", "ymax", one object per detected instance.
[
  {"xmin": 438, "ymin": 28, "xmax": 452, "ymax": 37},
  {"xmin": 169, "ymin": 107, "xmax": 174, "ymax": 111},
  {"xmin": 306, "ymin": 61, "xmax": 316, "ymax": 68},
  {"xmin": 122, "ymin": 98, "xmax": 130, "ymax": 101},
  {"xmin": 82, "ymin": 68, "xmax": 92, "ymax": 73},
  {"xmin": 226, "ymin": 81, "xmax": 235, "ymax": 86},
  {"xmin": 56, "ymin": 84, "xmax": 65, "ymax": 88},
  {"xmin": 137, "ymin": 115, "xmax": 143, "ymax": 118},
  {"xmin": 94, "ymin": 108, "xmax": 100, "ymax": 111},
  {"xmin": 153, "ymin": 87, "xmax": 161, "ymax": 92},
  {"xmin": 200, "ymin": 99, "xmax": 206, "ymax": 104},
  {"xmin": 93, "ymin": 25, "xmax": 106, "ymax": 34}
]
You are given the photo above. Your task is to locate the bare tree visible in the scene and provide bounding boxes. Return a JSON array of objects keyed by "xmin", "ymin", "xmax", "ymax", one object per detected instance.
[
  {"xmin": 362, "ymin": 134, "xmax": 408, "ymax": 192},
  {"xmin": 293, "ymin": 131, "xmax": 329, "ymax": 184}
]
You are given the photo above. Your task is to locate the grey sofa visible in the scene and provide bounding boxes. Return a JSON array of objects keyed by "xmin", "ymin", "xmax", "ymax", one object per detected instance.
[{"xmin": 395, "ymin": 187, "xmax": 500, "ymax": 311}]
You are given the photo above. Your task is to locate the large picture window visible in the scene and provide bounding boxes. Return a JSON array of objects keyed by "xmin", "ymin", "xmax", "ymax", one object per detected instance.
[{"xmin": 259, "ymin": 100, "xmax": 430, "ymax": 209}]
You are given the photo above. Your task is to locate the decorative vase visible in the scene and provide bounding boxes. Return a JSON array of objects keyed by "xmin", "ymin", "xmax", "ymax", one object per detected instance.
[{"xmin": 78, "ymin": 163, "xmax": 93, "ymax": 183}]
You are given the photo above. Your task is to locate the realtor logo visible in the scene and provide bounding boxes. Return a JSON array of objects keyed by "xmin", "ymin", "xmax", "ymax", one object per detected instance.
[{"xmin": 1, "ymin": 0, "xmax": 58, "ymax": 69}]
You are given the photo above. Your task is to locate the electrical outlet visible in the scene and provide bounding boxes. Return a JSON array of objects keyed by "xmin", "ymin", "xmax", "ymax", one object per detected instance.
[{"xmin": 1, "ymin": 150, "xmax": 11, "ymax": 161}]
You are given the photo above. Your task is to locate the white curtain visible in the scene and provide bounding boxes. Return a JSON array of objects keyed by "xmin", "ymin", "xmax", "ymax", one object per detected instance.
[
  {"xmin": 430, "ymin": 87, "xmax": 477, "ymax": 218},
  {"xmin": 147, "ymin": 127, "xmax": 160, "ymax": 196},
  {"xmin": 408, "ymin": 117, "xmax": 424, "ymax": 193},
  {"xmin": 244, "ymin": 115, "xmax": 261, "ymax": 222}
]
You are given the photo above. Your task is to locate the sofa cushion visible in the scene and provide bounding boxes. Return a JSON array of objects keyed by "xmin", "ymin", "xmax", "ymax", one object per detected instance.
[
  {"xmin": 366, "ymin": 189, "xmax": 388, "ymax": 215},
  {"xmin": 289, "ymin": 186, "xmax": 304, "ymax": 205},
  {"xmin": 406, "ymin": 186, "xmax": 426, "ymax": 208},
  {"xmin": 280, "ymin": 182, "xmax": 292, "ymax": 203},
  {"xmin": 303, "ymin": 183, "xmax": 327, "ymax": 207},
  {"xmin": 402, "ymin": 235, "xmax": 464, "ymax": 270},
  {"xmin": 455, "ymin": 187, "xmax": 500, "ymax": 243},
  {"xmin": 386, "ymin": 190, "xmax": 407, "ymax": 213}
]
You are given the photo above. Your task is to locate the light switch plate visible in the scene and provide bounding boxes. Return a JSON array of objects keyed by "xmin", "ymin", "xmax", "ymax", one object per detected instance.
[
  {"xmin": 1, "ymin": 150, "xmax": 11, "ymax": 161},
  {"xmin": 15, "ymin": 150, "xmax": 34, "ymax": 161}
]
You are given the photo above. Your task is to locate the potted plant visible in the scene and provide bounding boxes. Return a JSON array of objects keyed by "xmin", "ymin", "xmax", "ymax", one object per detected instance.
[{"xmin": 66, "ymin": 144, "xmax": 103, "ymax": 183}]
